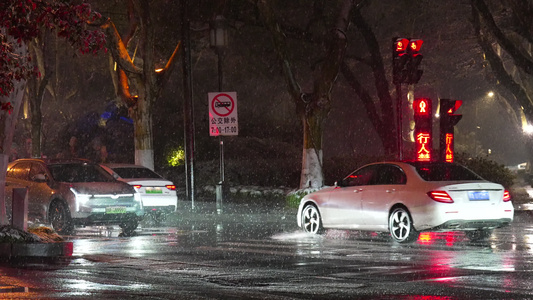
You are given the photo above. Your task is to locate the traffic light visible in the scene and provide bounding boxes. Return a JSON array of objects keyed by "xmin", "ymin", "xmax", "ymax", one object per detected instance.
[
  {"xmin": 439, "ymin": 99, "xmax": 463, "ymax": 163},
  {"xmin": 392, "ymin": 38, "xmax": 424, "ymax": 85},
  {"xmin": 413, "ymin": 98, "xmax": 432, "ymax": 162},
  {"xmin": 392, "ymin": 38, "xmax": 409, "ymax": 85},
  {"xmin": 406, "ymin": 39, "xmax": 423, "ymax": 84}
]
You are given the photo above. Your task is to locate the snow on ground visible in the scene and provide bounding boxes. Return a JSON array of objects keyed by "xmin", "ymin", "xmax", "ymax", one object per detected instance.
[{"xmin": 0, "ymin": 226, "xmax": 63, "ymax": 243}]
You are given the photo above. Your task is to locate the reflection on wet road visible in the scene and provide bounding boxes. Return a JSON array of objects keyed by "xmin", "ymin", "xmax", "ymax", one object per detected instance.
[{"xmin": 1, "ymin": 207, "xmax": 533, "ymax": 299}]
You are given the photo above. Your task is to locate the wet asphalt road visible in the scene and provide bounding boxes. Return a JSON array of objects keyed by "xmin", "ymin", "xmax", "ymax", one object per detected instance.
[{"xmin": 1, "ymin": 201, "xmax": 533, "ymax": 299}]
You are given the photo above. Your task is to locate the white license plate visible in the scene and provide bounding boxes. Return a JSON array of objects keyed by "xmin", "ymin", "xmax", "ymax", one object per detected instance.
[{"xmin": 105, "ymin": 206, "xmax": 127, "ymax": 214}]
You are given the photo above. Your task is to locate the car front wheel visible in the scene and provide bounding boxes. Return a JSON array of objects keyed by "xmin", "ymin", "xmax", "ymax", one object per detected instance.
[
  {"xmin": 389, "ymin": 207, "xmax": 418, "ymax": 243},
  {"xmin": 119, "ymin": 220, "xmax": 139, "ymax": 236},
  {"xmin": 49, "ymin": 200, "xmax": 74, "ymax": 235},
  {"xmin": 301, "ymin": 204, "xmax": 324, "ymax": 234}
]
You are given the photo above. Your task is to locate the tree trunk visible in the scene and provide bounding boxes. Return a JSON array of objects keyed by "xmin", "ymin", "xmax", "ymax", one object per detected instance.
[
  {"xmin": 27, "ymin": 39, "xmax": 48, "ymax": 158},
  {"xmin": 130, "ymin": 83, "xmax": 154, "ymax": 170},
  {"xmin": 27, "ymin": 73, "xmax": 48, "ymax": 158},
  {"xmin": 30, "ymin": 107, "xmax": 42, "ymax": 157},
  {"xmin": 0, "ymin": 33, "xmax": 27, "ymax": 224},
  {"xmin": 99, "ymin": 1, "xmax": 180, "ymax": 170},
  {"xmin": 300, "ymin": 109, "xmax": 325, "ymax": 188},
  {"xmin": 0, "ymin": 79, "xmax": 26, "ymax": 225}
]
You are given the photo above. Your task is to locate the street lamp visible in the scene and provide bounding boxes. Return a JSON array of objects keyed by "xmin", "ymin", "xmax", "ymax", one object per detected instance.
[
  {"xmin": 210, "ymin": 15, "xmax": 228, "ymax": 213},
  {"xmin": 523, "ymin": 124, "xmax": 533, "ymax": 134},
  {"xmin": 210, "ymin": 15, "xmax": 228, "ymax": 91}
]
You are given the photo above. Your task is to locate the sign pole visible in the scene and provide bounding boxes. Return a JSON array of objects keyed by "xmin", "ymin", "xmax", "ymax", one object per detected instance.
[
  {"xmin": 220, "ymin": 139, "xmax": 224, "ymax": 182},
  {"xmin": 217, "ymin": 50, "xmax": 225, "ymax": 214},
  {"xmin": 217, "ymin": 136, "xmax": 224, "ymax": 214},
  {"xmin": 217, "ymin": 47, "xmax": 225, "ymax": 186},
  {"xmin": 209, "ymin": 91, "xmax": 238, "ymax": 214}
]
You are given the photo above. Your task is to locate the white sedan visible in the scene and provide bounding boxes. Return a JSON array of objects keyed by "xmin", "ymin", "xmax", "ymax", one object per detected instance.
[
  {"xmin": 101, "ymin": 164, "xmax": 177, "ymax": 215},
  {"xmin": 297, "ymin": 161, "xmax": 514, "ymax": 243}
]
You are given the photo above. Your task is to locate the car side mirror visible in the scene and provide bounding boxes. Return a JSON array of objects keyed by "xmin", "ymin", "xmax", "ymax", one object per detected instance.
[
  {"xmin": 335, "ymin": 180, "xmax": 346, "ymax": 187},
  {"xmin": 31, "ymin": 173, "xmax": 47, "ymax": 183}
]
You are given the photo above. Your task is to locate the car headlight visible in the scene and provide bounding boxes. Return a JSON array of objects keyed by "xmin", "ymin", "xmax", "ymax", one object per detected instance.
[{"xmin": 70, "ymin": 187, "xmax": 92, "ymax": 211}]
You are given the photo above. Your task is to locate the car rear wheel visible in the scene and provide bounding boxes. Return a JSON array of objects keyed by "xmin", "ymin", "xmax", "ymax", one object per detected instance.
[
  {"xmin": 389, "ymin": 207, "xmax": 418, "ymax": 243},
  {"xmin": 145, "ymin": 211, "xmax": 166, "ymax": 226},
  {"xmin": 49, "ymin": 200, "xmax": 74, "ymax": 235},
  {"xmin": 301, "ymin": 204, "xmax": 324, "ymax": 234},
  {"xmin": 465, "ymin": 229, "xmax": 492, "ymax": 241}
]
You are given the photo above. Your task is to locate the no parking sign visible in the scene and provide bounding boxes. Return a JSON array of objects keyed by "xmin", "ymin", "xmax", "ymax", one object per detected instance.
[{"xmin": 208, "ymin": 92, "xmax": 238, "ymax": 136}]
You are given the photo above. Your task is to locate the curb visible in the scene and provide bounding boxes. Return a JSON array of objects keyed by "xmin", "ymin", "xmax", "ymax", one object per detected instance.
[
  {"xmin": 0, "ymin": 242, "xmax": 73, "ymax": 258},
  {"xmin": 515, "ymin": 203, "xmax": 533, "ymax": 211}
]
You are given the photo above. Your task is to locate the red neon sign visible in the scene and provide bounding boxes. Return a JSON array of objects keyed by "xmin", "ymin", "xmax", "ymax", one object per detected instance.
[
  {"xmin": 416, "ymin": 132, "xmax": 431, "ymax": 162},
  {"xmin": 445, "ymin": 133, "xmax": 454, "ymax": 162}
]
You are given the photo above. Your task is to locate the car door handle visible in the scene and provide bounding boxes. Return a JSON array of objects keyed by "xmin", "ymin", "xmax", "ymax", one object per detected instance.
[
  {"xmin": 354, "ymin": 189, "xmax": 363, "ymax": 193},
  {"xmin": 386, "ymin": 189, "xmax": 396, "ymax": 193}
]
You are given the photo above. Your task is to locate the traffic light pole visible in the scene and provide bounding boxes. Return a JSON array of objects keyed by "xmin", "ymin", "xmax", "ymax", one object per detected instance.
[
  {"xmin": 392, "ymin": 37, "xmax": 424, "ymax": 161},
  {"xmin": 396, "ymin": 83, "xmax": 403, "ymax": 161}
]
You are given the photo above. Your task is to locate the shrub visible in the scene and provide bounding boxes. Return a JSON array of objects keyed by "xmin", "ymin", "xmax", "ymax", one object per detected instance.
[
  {"xmin": 286, "ymin": 187, "xmax": 323, "ymax": 208},
  {"xmin": 455, "ymin": 153, "xmax": 515, "ymax": 188}
]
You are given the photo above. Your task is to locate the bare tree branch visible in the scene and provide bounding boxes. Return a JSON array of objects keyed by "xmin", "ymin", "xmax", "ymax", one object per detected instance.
[
  {"xmin": 155, "ymin": 41, "xmax": 182, "ymax": 95},
  {"xmin": 341, "ymin": 62, "xmax": 382, "ymax": 130},
  {"xmin": 473, "ymin": 0, "xmax": 533, "ymax": 75},
  {"xmin": 472, "ymin": 1, "xmax": 533, "ymax": 118},
  {"xmin": 99, "ymin": 18, "xmax": 143, "ymax": 75},
  {"xmin": 256, "ymin": 0, "xmax": 302, "ymax": 102}
]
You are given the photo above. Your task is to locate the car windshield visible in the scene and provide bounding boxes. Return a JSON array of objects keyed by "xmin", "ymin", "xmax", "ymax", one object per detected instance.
[
  {"xmin": 111, "ymin": 167, "xmax": 162, "ymax": 179},
  {"xmin": 411, "ymin": 163, "xmax": 483, "ymax": 181},
  {"xmin": 49, "ymin": 163, "xmax": 116, "ymax": 183}
]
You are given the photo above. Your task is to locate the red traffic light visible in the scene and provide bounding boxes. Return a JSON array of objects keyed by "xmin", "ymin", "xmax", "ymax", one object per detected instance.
[
  {"xmin": 394, "ymin": 38, "xmax": 409, "ymax": 53},
  {"xmin": 392, "ymin": 38, "xmax": 424, "ymax": 84},
  {"xmin": 440, "ymin": 99, "xmax": 462, "ymax": 127},
  {"xmin": 445, "ymin": 100, "xmax": 462, "ymax": 114},
  {"xmin": 413, "ymin": 98, "xmax": 433, "ymax": 162},
  {"xmin": 413, "ymin": 98, "xmax": 431, "ymax": 116},
  {"xmin": 408, "ymin": 39, "xmax": 423, "ymax": 52},
  {"xmin": 439, "ymin": 99, "xmax": 462, "ymax": 163}
]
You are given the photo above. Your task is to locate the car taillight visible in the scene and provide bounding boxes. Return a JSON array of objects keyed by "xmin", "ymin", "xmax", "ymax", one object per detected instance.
[
  {"xmin": 166, "ymin": 185, "xmax": 176, "ymax": 191},
  {"xmin": 133, "ymin": 185, "xmax": 142, "ymax": 189},
  {"xmin": 503, "ymin": 190, "xmax": 511, "ymax": 202},
  {"xmin": 427, "ymin": 191, "xmax": 454, "ymax": 203}
]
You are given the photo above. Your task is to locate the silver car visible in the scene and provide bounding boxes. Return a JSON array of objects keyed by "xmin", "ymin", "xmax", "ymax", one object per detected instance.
[
  {"xmin": 5, "ymin": 158, "xmax": 144, "ymax": 235},
  {"xmin": 298, "ymin": 161, "xmax": 514, "ymax": 243},
  {"xmin": 100, "ymin": 164, "xmax": 177, "ymax": 214}
]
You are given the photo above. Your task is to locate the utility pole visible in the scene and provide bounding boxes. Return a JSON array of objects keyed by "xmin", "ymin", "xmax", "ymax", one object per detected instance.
[{"xmin": 181, "ymin": 0, "xmax": 195, "ymax": 209}]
